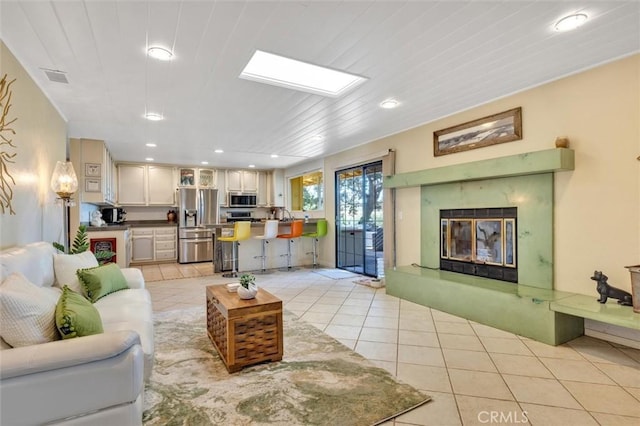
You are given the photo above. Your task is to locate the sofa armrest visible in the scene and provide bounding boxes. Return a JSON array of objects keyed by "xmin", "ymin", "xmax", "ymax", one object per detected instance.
[
  {"xmin": 121, "ymin": 267, "xmax": 145, "ymax": 289},
  {"xmin": 0, "ymin": 331, "xmax": 145, "ymax": 426},
  {"xmin": 0, "ymin": 330, "xmax": 140, "ymax": 379}
]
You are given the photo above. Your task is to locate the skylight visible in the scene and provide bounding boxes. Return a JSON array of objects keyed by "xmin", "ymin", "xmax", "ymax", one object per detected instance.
[{"xmin": 240, "ymin": 50, "xmax": 367, "ymax": 97}]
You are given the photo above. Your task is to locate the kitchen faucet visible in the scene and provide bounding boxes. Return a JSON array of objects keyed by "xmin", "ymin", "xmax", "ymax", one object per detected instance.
[{"xmin": 282, "ymin": 208, "xmax": 293, "ymax": 222}]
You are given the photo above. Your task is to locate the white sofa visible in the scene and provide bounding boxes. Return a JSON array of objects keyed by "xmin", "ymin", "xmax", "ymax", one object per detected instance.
[{"xmin": 0, "ymin": 242, "xmax": 154, "ymax": 426}]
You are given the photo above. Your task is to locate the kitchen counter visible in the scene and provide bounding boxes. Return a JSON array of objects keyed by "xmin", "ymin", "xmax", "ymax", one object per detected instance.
[{"xmin": 84, "ymin": 220, "xmax": 178, "ymax": 232}]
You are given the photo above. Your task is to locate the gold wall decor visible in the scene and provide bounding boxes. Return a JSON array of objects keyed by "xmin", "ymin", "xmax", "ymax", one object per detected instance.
[{"xmin": 0, "ymin": 73, "xmax": 17, "ymax": 215}]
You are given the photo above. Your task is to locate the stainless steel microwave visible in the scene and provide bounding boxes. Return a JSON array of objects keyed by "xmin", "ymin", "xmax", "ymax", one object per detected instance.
[{"xmin": 228, "ymin": 192, "xmax": 257, "ymax": 207}]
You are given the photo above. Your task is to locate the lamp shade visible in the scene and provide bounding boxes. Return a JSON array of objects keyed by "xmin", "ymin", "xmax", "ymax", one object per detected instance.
[{"xmin": 50, "ymin": 161, "xmax": 78, "ymax": 198}]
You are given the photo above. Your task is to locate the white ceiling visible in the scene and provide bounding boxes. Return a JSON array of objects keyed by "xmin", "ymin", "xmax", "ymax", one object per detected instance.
[{"xmin": 1, "ymin": 1, "xmax": 638, "ymax": 169}]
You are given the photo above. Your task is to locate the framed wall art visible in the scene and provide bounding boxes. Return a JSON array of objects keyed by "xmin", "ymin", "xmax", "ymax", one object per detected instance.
[
  {"xmin": 85, "ymin": 163, "xmax": 101, "ymax": 177},
  {"xmin": 85, "ymin": 178, "xmax": 101, "ymax": 192},
  {"xmin": 434, "ymin": 107, "xmax": 522, "ymax": 156}
]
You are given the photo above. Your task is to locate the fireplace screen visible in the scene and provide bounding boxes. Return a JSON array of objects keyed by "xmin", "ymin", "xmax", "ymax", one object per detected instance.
[{"xmin": 440, "ymin": 208, "xmax": 517, "ymax": 282}]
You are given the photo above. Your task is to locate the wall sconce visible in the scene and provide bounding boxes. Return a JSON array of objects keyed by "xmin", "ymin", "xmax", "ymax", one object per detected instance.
[{"xmin": 50, "ymin": 161, "xmax": 78, "ymax": 252}]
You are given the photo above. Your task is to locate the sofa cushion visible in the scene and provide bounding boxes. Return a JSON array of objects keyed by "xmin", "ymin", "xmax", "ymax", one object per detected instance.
[
  {"xmin": 77, "ymin": 263, "xmax": 129, "ymax": 303},
  {"xmin": 1, "ymin": 242, "xmax": 58, "ymax": 287},
  {"xmin": 54, "ymin": 251, "xmax": 99, "ymax": 294},
  {"xmin": 0, "ymin": 272, "xmax": 61, "ymax": 347},
  {"xmin": 55, "ymin": 285, "xmax": 104, "ymax": 339}
]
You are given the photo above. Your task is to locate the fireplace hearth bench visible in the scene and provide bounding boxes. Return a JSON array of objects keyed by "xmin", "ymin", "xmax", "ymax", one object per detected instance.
[{"xmin": 386, "ymin": 266, "xmax": 639, "ymax": 346}]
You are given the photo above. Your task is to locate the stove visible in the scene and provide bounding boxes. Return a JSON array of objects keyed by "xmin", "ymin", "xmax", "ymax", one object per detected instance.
[{"xmin": 226, "ymin": 211, "xmax": 261, "ymax": 223}]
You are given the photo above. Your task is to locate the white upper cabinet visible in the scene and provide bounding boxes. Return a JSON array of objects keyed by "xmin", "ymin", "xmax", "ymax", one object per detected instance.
[
  {"xmin": 147, "ymin": 166, "xmax": 176, "ymax": 205},
  {"xmin": 177, "ymin": 168, "xmax": 217, "ymax": 188},
  {"xmin": 118, "ymin": 164, "xmax": 176, "ymax": 206},
  {"xmin": 198, "ymin": 169, "xmax": 216, "ymax": 188},
  {"xmin": 117, "ymin": 164, "xmax": 146, "ymax": 205},
  {"xmin": 226, "ymin": 170, "xmax": 258, "ymax": 192}
]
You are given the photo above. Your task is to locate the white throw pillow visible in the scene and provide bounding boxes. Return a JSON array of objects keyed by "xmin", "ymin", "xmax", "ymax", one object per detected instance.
[
  {"xmin": 0, "ymin": 272, "xmax": 61, "ymax": 347},
  {"xmin": 53, "ymin": 251, "xmax": 99, "ymax": 294}
]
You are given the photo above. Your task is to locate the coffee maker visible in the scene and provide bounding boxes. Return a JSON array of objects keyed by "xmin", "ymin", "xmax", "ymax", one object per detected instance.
[{"xmin": 101, "ymin": 208, "xmax": 126, "ymax": 224}]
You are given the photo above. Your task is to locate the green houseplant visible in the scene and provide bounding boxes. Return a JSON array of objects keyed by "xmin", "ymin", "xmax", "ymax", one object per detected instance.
[
  {"xmin": 238, "ymin": 273, "xmax": 257, "ymax": 299},
  {"xmin": 53, "ymin": 225, "xmax": 116, "ymax": 264}
]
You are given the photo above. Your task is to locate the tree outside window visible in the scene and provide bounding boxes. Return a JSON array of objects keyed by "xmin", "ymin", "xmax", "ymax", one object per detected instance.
[{"xmin": 291, "ymin": 171, "xmax": 323, "ymax": 211}]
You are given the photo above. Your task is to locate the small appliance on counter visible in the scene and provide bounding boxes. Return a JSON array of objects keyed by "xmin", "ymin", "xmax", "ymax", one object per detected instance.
[{"xmin": 101, "ymin": 208, "xmax": 126, "ymax": 224}]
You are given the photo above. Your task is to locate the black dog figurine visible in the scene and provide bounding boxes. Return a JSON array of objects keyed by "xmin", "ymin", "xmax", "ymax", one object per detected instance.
[{"xmin": 591, "ymin": 271, "xmax": 633, "ymax": 306}]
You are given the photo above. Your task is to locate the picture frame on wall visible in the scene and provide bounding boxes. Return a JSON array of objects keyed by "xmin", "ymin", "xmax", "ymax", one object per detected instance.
[
  {"xmin": 433, "ymin": 107, "xmax": 522, "ymax": 157},
  {"xmin": 85, "ymin": 163, "xmax": 101, "ymax": 177},
  {"xmin": 85, "ymin": 178, "xmax": 101, "ymax": 192}
]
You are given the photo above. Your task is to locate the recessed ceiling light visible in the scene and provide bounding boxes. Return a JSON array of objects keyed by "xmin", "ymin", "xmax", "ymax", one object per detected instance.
[
  {"xmin": 145, "ymin": 157, "xmax": 154, "ymax": 161},
  {"xmin": 380, "ymin": 99, "xmax": 399, "ymax": 109},
  {"xmin": 310, "ymin": 135, "xmax": 324, "ymax": 142},
  {"xmin": 248, "ymin": 164, "xmax": 256, "ymax": 168},
  {"xmin": 144, "ymin": 112, "xmax": 164, "ymax": 121},
  {"xmin": 270, "ymin": 154, "xmax": 279, "ymax": 158},
  {"xmin": 201, "ymin": 161, "xmax": 209, "ymax": 165},
  {"xmin": 240, "ymin": 50, "xmax": 367, "ymax": 97},
  {"xmin": 554, "ymin": 13, "xmax": 588, "ymax": 32},
  {"xmin": 214, "ymin": 149, "xmax": 224, "ymax": 154},
  {"xmin": 148, "ymin": 46, "xmax": 173, "ymax": 61},
  {"xmin": 145, "ymin": 143, "xmax": 157, "ymax": 147}
]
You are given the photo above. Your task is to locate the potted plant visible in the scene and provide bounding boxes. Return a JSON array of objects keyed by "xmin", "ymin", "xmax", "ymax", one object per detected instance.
[
  {"xmin": 53, "ymin": 225, "xmax": 115, "ymax": 265},
  {"xmin": 237, "ymin": 273, "xmax": 257, "ymax": 299}
]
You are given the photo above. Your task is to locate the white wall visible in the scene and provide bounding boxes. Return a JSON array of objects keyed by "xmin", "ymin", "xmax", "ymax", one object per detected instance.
[{"xmin": 0, "ymin": 42, "xmax": 67, "ymax": 249}]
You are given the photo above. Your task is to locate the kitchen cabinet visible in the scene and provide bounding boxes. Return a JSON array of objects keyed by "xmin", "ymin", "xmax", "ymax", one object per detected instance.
[
  {"xmin": 256, "ymin": 169, "xmax": 285, "ymax": 207},
  {"xmin": 257, "ymin": 171, "xmax": 270, "ymax": 206},
  {"xmin": 131, "ymin": 227, "xmax": 177, "ymax": 264},
  {"xmin": 270, "ymin": 169, "xmax": 285, "ymax": 207},
  {"xmin": 71, "ymin": 138, "xmax": 116, "ymax": 205},
  {"xmin": 148, "ymin": 166, "xmax": 176, "ymax": 205},
  {"xmin": 198, "ymin": 169, "xmax": 216, "ymax": 188},
  {"xmin": 154, "ymin": 228, "xmax": 177, "ymax": 261},
  {"xmin": 178, "ymin": 167, "xmax": 217, "ymax": 188},
  {"xmin": 226, "ymin": 170, "xmax": 258, "ymax": 192},
  {"xmin": 117, "ymin": 164, "xmax": 146, "ymax": 205},
  {"xmin": 131, "ymin": 228, "xmax": 154, "ymax": 262},
  {"xmin": 118, "ymin": 164, "xmax": 176, "ymax": 206}
]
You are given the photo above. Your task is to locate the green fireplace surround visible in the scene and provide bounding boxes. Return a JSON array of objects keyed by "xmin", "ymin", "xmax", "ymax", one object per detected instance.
[{"xmin": 384, "ymin": 148, "xmax": 590, "ymax": 345}]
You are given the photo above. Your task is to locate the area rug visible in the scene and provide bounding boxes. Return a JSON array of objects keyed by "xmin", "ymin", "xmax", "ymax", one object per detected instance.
[
  {"xmin": 312, "ymin": 268, "xmax": 361, "ymax": 280},
  {"xmin": 143, "ymin": 307, "xmax": 430, "ymax": 425}
]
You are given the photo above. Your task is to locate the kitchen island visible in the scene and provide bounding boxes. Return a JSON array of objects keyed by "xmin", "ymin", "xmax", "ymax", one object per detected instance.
[{"xmin": 212, "ymin": 220, "xmax": 324, "ymax": 273}]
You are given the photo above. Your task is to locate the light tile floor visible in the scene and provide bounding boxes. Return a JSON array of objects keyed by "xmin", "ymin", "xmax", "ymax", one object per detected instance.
[{"xmin": 146, "ymin": 268, "xmax": 640, "ymax": 426}]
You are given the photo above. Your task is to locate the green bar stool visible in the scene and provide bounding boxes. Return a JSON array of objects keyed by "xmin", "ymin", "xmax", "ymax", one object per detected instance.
[
  {"xmin": 302, "ymin": 219, "xmax": 328, "ymax": 268},
  {"xmin": 218, "ymin": 221, "xmax": 251, "ymax": 277},
  {"xmin": 253, "ymin": 219, "xmax": 280, "ymax": 273},
  {"xmin": 277, "ymin": 220, "xmax": 304, "ymax": 270}
]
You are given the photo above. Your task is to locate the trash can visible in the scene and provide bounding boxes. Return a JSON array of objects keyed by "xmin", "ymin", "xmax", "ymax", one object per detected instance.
[{"xmin": 625, "ymin": 265, "xmax": 640, "ymax": 313}]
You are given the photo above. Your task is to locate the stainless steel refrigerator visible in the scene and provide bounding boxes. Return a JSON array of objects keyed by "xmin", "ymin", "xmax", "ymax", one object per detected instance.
[{"xmin": 177, "ymin": 188, "xmax": 219, "ymax": 263}]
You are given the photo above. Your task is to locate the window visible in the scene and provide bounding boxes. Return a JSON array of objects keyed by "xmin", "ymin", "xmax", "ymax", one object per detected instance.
[{"xmin": 290, "ymin": 171, "xmax": 323, "ymax": 211}]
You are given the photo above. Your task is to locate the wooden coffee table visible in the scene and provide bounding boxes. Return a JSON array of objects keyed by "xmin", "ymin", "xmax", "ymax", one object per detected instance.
[{"xmin": 206, "ymin": 285, "xmax": 283, "ymax": 373}]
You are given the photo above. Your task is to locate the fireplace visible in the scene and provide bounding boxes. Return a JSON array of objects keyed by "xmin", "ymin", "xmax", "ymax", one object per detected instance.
[{"xmin": 440, "ymin": 207, "xmax": 517, "ymax": 283}]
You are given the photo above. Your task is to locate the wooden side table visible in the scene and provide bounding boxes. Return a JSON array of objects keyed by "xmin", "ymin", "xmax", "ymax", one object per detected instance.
[{"xmin": 206, "ymin": 285, "xmax": 283, "ymax": 372}]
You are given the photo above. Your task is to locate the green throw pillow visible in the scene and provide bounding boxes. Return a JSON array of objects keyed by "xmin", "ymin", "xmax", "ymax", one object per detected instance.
[
  {"xmin": 55, "ymin": 285, "xmax": 104, "ymax": 339},
  {"xmin": 77, "ymin": 263, "xmax": 129, "ymax": 303}
]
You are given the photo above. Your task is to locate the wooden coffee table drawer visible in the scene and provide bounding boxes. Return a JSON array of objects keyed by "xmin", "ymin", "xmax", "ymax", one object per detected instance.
[{"xmin": 206, "ymin": 285, "xmax": 283, "ymax": 373}]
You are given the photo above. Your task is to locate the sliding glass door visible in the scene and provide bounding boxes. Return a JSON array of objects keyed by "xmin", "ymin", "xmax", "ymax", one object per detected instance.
[{"xmin": 335, "ymin": 161, "xmax": 383, "ymax": 277}]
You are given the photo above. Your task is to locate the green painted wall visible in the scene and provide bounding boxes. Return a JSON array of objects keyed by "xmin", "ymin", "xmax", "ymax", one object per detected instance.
[{"xmin": 421, "ymin": 173, "xmax": 554, "ymax": 289}]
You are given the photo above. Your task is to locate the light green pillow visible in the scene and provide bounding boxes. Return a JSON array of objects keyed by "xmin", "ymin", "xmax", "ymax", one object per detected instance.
[
  {"xmin": 77, "ymin": 263, "xmax": 129, "ymax": 303},
  {"xmin": 55, "ymin": 286, "xmax": 103, "ymax": 339}
]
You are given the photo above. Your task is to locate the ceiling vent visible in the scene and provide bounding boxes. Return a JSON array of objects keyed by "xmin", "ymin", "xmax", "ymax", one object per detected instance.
[{"xmin": 42, "ymin": 68, "xmax": 69, "ymax": 84}]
